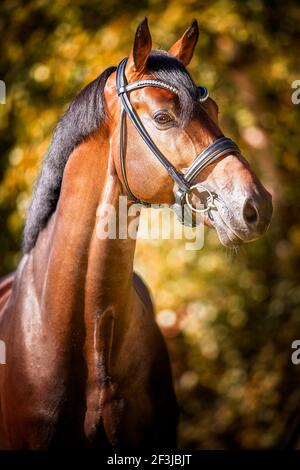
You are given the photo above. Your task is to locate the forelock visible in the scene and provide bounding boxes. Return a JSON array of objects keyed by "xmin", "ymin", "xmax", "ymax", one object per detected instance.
[{"xmin": 146, "ymin": 50, "xmax": 198, "ymax": 125}]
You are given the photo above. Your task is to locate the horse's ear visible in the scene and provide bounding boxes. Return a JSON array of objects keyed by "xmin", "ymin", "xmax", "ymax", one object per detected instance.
[
  {"xmin": 127, "ymin": 18, "xmax": 152, "ymax": 75},
  {"xmin": 168, "ymin": 20, "xmax": 199, "ymax": 66}
]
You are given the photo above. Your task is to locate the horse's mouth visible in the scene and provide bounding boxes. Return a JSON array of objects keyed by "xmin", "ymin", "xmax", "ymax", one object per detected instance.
[
  {"xmin": 204, "ymin": 193, "xmax": 254, "ymax": 247},
  {"xmin": 205, "ymin": 209, "xmax": 244, "ymax": 247}
]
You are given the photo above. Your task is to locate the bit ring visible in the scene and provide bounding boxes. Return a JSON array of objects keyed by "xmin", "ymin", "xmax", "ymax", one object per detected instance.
[{"xmin": 185, "ymin": 184, "xmax": 215, "ymax": 214}]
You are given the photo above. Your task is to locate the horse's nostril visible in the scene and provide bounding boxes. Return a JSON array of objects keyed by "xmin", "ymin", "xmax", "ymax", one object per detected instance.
[{"xmin": 243, "ymin": 199, "xmax": 259, "ymax": 225}]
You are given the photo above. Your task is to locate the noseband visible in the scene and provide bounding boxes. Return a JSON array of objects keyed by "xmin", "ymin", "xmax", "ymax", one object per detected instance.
[{"xmin": 116, "ymin": 57, "xmax": 240, "ymax": 226}]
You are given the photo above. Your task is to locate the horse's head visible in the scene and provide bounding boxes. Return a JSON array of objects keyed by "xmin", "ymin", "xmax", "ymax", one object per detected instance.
[{"xmin": 107, "ymin": 18, "xmax": 273, "ymax": 246}]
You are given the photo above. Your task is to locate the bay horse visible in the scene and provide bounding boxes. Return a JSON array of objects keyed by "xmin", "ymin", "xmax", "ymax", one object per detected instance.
[{"xmin": 0, "ymin": 19, "xmax": 272, "ymax": 449}]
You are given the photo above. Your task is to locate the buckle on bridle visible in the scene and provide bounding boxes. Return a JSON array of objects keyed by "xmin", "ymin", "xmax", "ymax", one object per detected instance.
[{"xmin": 197, "ymin": 86, "xmax": 209, "ymax": 102}]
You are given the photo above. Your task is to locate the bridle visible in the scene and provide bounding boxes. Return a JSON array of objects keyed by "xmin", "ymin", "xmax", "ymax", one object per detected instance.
[{"xmin": 116, "ymin": 57, "xmax": 240, "ymax": 226}]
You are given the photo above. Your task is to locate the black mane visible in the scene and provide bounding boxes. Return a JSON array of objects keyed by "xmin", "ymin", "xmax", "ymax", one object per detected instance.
[
  {"xmin": 23, "ymin": 51, "xmax": 197, "ymax": 253},
  {"xmin": 22, "ymin": 66, "xmax": 115, "ymax": 253}
]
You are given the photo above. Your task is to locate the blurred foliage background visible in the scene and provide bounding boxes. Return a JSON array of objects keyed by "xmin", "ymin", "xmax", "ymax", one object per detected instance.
[{"xmin": 1, "ymin": 0, "xmax": 300, "ymax": 449}]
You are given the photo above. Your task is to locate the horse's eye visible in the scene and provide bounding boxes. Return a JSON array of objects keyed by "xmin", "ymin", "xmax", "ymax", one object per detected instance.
[{"xmin": 153, "ymin": 111, "xmax": 174, "ymax": 125}]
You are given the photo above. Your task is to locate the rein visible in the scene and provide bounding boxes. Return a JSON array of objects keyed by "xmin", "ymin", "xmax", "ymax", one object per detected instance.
[{"xmin": 116, "ymin": 57, "xmax": 240, "ymax": 226}]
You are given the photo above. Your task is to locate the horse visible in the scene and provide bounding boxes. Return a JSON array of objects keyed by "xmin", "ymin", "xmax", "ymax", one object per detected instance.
[{"xmin": 0, "ymin": 18, "xmax": 273, "ymax": 449}]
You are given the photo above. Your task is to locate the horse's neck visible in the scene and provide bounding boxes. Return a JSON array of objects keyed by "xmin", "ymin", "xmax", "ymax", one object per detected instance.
[
  {"xmin": 30, "ymin": 130, "xmax": 137, "ymax": 352},
  {"xmin": 17, "ymin": 130, "xmax": 139, "ymax": 440}
]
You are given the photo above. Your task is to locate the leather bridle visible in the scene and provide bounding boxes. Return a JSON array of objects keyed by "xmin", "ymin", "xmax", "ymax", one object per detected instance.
[{"xmin": 116, "ymin": 57, "xmax": 240, "ymax": 226}]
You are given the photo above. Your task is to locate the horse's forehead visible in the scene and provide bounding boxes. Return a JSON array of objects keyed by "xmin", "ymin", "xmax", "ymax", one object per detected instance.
[{"xmin": 136, "ymin": 86, "xmax": 178, "ymax": 105}]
